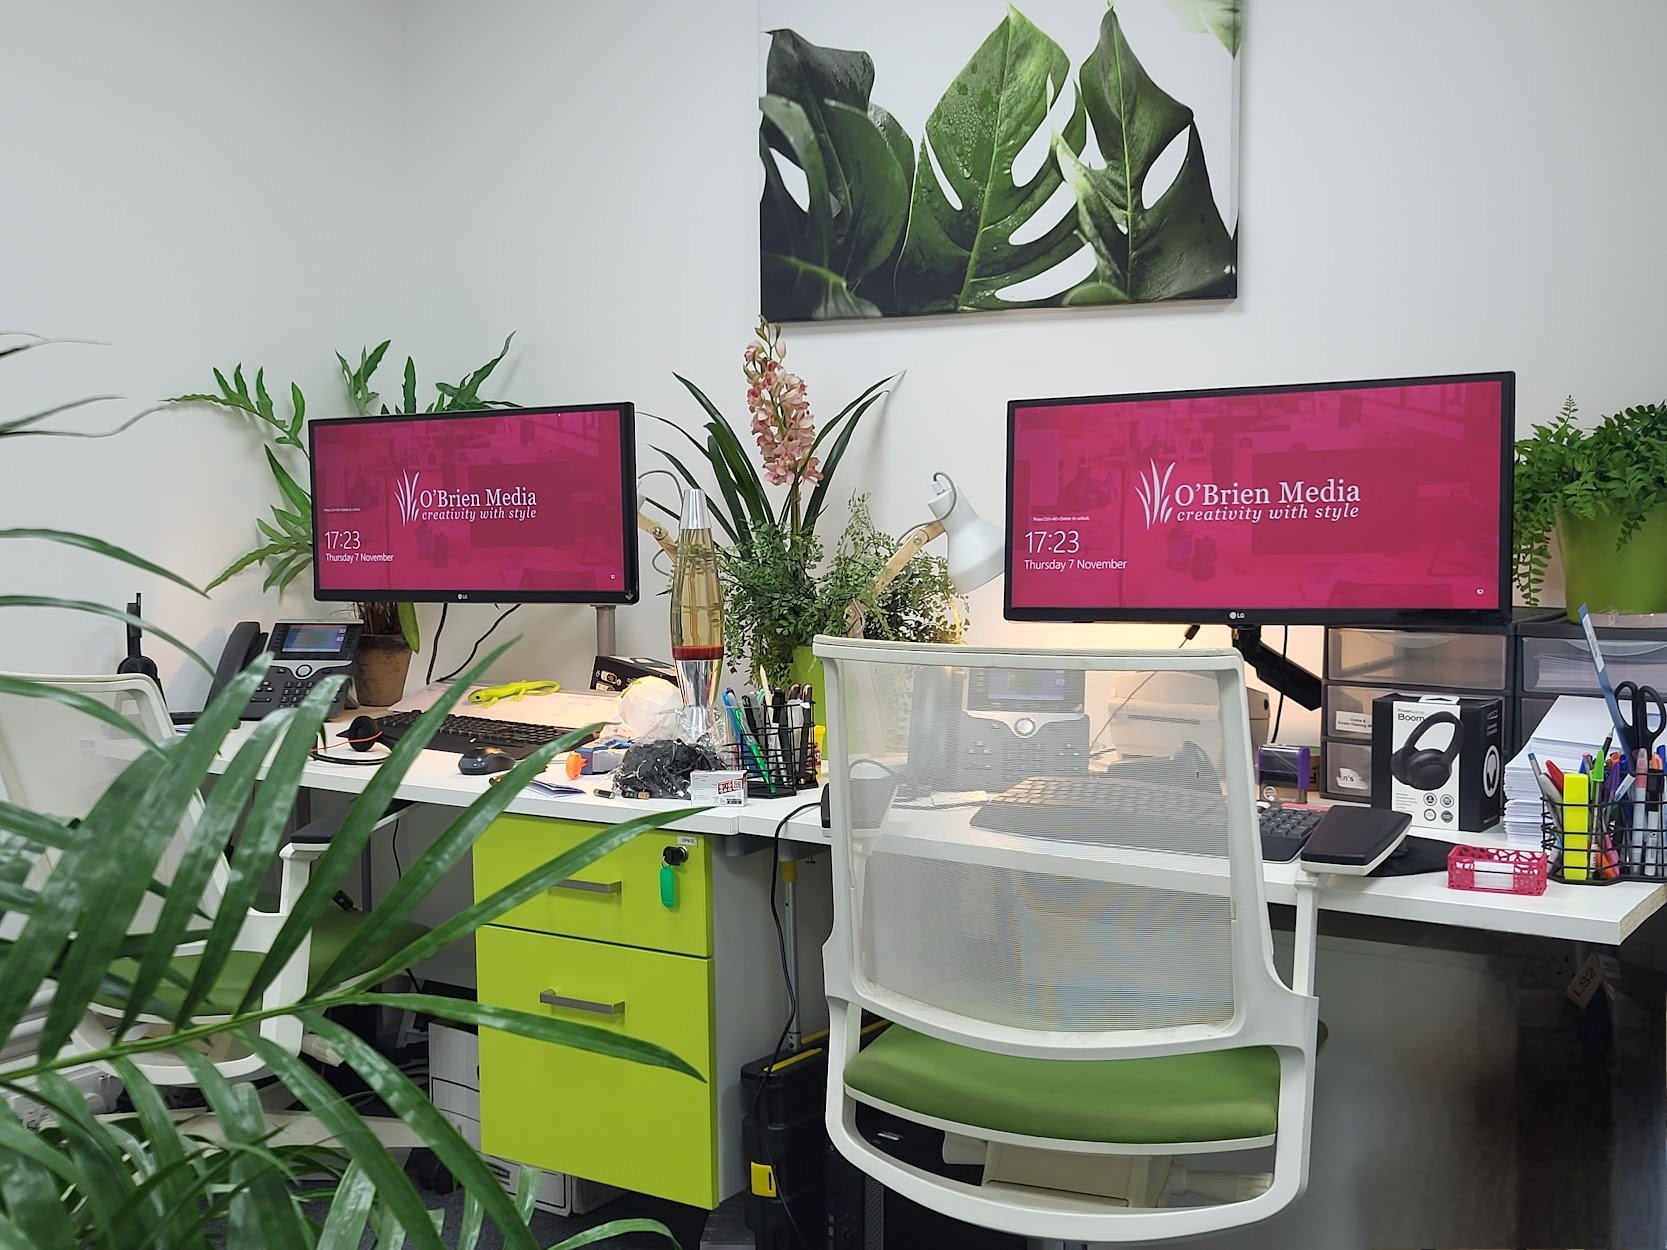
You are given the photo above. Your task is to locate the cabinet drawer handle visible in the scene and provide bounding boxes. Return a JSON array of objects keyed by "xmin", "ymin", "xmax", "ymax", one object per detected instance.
[
  {"xmin": 539, "ymin": 990, "xmax": 624, "ymax": 1016},
  {"xmin": 550, "ymin": 878, "xmax": 621, "ymax": 896}
]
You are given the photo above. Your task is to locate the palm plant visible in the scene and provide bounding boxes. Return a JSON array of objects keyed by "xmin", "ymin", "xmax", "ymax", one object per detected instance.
[{"xmin": 2, "ymin": 335, "xmax": 696, "ymax": 1247}]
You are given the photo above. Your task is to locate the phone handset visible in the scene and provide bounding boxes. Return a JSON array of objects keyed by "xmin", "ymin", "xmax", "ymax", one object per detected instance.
[{"xmin": 210, "ymin": 621, "xmax": 268, "ymax": 702}]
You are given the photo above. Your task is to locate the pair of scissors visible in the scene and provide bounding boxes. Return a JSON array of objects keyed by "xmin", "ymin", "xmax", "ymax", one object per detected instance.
[{"xmin": 1615, "ymin": 681, "xmax": 1667, "ymax": 867}]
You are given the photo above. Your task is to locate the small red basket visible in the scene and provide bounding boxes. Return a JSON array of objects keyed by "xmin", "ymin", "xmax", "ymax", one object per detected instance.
[{"xmin": 1446, "ymin": 844, "xmax": 1549, "ymax": 896}]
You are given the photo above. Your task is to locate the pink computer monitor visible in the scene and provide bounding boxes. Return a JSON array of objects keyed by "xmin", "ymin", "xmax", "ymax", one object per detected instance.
[
  {"xmin": 310, "ymin": 405, "xmax": 639, "ymax": 604},
  {"xmin": 1005, "ymin": 374, "xmax": 1512, "ymax": 625}
]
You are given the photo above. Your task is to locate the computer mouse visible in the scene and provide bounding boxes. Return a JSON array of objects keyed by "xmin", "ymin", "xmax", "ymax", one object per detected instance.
[{"xmin": 458, "ymin": 745, "xmax": 517, "ymax": 776}]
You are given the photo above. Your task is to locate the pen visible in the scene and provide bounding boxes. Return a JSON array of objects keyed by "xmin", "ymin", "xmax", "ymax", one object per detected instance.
[
  {"xmin": 1544, "ymin": 758, "xmax": 1567, "ymax": 793},
  {"xmin": 1528, "ymin": 752, "xmax": 1563, "ymax": 804}
]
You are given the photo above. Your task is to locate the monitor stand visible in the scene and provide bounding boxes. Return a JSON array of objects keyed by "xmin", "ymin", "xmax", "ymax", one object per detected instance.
[
  {"xmin": 594, "ymin": 604, "xmax": 617, "ymax": 657},
  {"xmin": 1231, "ymin": 625, "xmax": 1322, "ymax": 710}
]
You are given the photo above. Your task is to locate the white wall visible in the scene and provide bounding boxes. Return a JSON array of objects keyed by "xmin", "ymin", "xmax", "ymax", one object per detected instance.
[
  {"xmin": 398, "ymin": 0, "xmax": 1667, "ymax": 741},
  {"xmin": 7, "ymin": 0, "xmax": 1666, "ymax": 741},
  {"xmin": 0, "ymin": 0, "xmax": 410, "ymax": 709}
]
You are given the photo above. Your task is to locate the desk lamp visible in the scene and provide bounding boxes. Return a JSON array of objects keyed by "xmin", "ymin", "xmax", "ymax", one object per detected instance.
[{"xmin": 844, "ymin": 472, "xmax": 1004, "ymax": 636}]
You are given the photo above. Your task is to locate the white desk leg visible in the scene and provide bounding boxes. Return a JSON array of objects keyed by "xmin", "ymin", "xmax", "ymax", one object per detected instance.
[{"xmin": 1292, "ymin": 871, "xmax": 1322, "ymax": 997}]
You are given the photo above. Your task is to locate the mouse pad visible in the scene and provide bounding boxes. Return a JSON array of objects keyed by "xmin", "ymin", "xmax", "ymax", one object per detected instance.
[{"xmin": 1368, "ymin": 834, "xmax": 1452, "ymax": 877}]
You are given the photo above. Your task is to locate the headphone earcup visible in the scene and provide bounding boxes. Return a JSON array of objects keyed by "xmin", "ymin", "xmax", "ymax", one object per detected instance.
[
  {"xmin": 1406, "ymin": 749, "xmax": 1452, "ymax": 790},
  {"xmin": 342, "ymin": 715, "xmax": 383, "ymax": 752},
  {"xmin": 117, "ymin": 654, "xmax": 160, "ymax": 680}
]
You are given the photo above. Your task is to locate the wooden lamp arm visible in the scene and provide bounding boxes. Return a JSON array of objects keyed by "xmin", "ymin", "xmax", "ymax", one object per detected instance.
[
  {"xmin": 843, "ymin": 519, "xmax": 947, "ymax": 637},
  {"xmin": 638, "ymin": 508, "xmax": 678, "ymax": 559}
]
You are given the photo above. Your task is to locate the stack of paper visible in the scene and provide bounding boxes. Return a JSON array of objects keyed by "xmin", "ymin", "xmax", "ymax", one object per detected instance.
[{"xmin": 1503, "ymin": 695, "xmax": 1617, "ymax": 844}]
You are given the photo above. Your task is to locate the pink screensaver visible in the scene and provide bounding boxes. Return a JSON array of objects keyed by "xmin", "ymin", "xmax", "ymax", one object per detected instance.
[
  {"xmin": 1007, "ymin": 378, "xmax": 1508, "ymax": 617},
  {"xmin": 311, "ymin": 407, "xmax": 634, "ymax": 599}
]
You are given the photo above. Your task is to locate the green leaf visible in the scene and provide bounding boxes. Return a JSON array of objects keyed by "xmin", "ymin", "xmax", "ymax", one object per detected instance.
[
  {"xmin": 549, "ymin": 1220, "xmax": 680, "ymax": 1250},
  {"xmin": 1164, "ymin": 0, "xmax": 1242, "ymax": 55},
  {"xmin": 397, "ymin": 600, "xmax": 421, "ymax": 653},
  {"xmin": 316, "ymin": 1164, "xmax": 377, "ymax": 1250},
  {"xmin": 893, "ymin": 7, "xmax": 1087, "ymax": 313},
  {"xmin": 175, "ymin": 679, "xmax": 343, "ymax": 1025},
  {"xmin": 1060, "ymin": 8, "xmax": 1234, "ymax": 303},
  {"xmin": 0, "ymin": 530, "xmax": 203, "ymax": 596},
  {"xmin": 116, "ymin": 713, "xmax": 293, "ymax": 1038},
  {"xmin": 402, "ymin": 356, "xmax": 417, "ymax": 414},
  {"xmin": 361, "ymin": 993, "xmax": 702, "ymax": 1078},
  {"xmin": 244, "ymin": 1036, "xmax": 448, "ymax": 1250},
  {"xmin": 0, "ymin": 1101, "xmax": 78, "ymax": 1250},
  {"xmin": 802, "ymin": 384, "xmax": 890, "ymax": 534},
  {"xmin": 38, "ymin": 665, "xmax": 274, "ymax": 1057},
  {"xmin": 105, "ymin": 1058, "xmax": 200, "ymax": 1250},
  {"xmin": 301, "ymin": 1015, "xmax": 541, "ymax": 1250},
  {"xmin": 763, "ymin": 27, "xmax": 875, "ymax": 222},
  {"xmin": 265, "ymin": 446, "xmax": 312, "ymax": 515}
]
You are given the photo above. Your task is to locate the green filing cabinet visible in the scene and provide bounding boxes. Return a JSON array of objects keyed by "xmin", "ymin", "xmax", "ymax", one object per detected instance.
[{"xmin": 474, "ymin": 815, "xmax": 720, "ymax": 1208}]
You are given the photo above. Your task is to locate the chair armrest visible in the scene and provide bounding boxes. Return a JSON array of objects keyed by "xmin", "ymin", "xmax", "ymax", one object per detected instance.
[{"xmin": 283, "ymin": 799, "xmax": 413, "ymax": 858}]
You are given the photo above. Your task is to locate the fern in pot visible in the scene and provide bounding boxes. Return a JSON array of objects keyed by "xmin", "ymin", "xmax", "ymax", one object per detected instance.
[{"xmin": 1514, "ymin": 398, "xmax": 1667, "ymax": 618}]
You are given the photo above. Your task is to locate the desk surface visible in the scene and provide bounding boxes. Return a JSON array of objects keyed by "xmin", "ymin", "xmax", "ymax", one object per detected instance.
[{"xmin": 203, "ymin": 723, "xmax": 1667, "ymax": 949}]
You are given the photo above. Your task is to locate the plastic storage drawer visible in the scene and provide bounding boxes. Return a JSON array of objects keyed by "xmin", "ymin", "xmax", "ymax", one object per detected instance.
[
  {"xmin": 1326, "ymin": 628, "xmax": 1509, "ymax": 691},
  {"xmin": 1518, "ymin": 634, "xmax": 1667, "ymax": 696},
  {"xmin": 1321, "ymin": 738, "xmax": 1373, "ymax": 802}
]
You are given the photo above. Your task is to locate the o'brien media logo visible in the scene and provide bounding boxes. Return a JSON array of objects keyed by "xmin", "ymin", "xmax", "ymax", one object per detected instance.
[
  {"xmin": 1135, "ymin": 460, "xmax": 1176, "ymax": 529},
  {"xmin": 1136, "ymin": 462, "xmax": 1364, "ymax": 528},
  {"xmin": 396, "ymin": 471, "xmax": 421, "ymax": 525},
  {"xmin": 392, "ymin": 471, "xmax": 541, "ymax": 525}
]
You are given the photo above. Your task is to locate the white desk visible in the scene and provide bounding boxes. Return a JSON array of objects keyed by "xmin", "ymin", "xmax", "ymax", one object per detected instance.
[{"xmin": 221, "ymin": 721, "xmax": 1664, "ymax": 948}]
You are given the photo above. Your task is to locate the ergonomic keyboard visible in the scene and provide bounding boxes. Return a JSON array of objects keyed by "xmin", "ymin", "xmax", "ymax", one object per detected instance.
[
  {"xmin": 370, "ymin": 710, "xmax": 591, "ymax": 759},
  {"xmin": 967, "ymin": 773, "xmax": 1325, "ymax": 861}
]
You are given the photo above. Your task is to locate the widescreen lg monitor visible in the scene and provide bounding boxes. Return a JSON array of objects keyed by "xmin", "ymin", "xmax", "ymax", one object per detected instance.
[
  {"xmin": 1006, "ymin": 373, "xmax": 1513, "ymax": 629},
  {"xmin": 309, "ymin": 404, "xmax": 639, "ymax": 605}
]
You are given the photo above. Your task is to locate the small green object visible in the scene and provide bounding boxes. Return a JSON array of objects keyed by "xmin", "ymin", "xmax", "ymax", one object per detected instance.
[{"xmin": 660, "ymin": 862, "xmax": 678, "ymax": 910}]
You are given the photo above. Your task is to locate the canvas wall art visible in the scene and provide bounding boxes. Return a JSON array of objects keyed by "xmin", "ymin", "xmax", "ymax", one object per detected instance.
[{"xmin": 758, "ymin": 0, "xmax": 1241, "ymax": 321}]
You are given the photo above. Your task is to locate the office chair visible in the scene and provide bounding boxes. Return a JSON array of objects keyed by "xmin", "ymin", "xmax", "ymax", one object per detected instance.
[
  {"xmin": 0, "ymin": 672, "xmax": 421, "ymax": 1089},
  {"xmin": 814, "ymin": 638, "xmax": 1322, "ymax": 1244}
]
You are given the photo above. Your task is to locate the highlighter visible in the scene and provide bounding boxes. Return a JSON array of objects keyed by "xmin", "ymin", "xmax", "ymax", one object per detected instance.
[{"xmin": 1562, "ymin": 771, "xmax": 1591, "ymax": 881}]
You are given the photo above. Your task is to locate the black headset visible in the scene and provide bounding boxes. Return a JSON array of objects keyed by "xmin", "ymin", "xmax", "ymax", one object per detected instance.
[
  {"xmin": 309, "ymin": 715, "xmax": 390, "ymax": 766},
  {"xmin": 115, "ymin": 593, "xmax": 160, "ymax": 682},
  {"xmin": 1390, "ymin": 711, "xmax": 1462, "ymax": 790}
]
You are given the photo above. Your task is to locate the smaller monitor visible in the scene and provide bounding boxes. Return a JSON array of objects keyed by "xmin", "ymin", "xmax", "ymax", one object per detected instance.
[{"xmin": 310, "ymin": 404, "xmax": 639, "ymax": 605}]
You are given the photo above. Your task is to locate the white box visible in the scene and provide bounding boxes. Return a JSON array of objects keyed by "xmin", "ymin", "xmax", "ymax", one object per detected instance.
[{"xmin": 427, "ymin": 1022, "xmax": 623, "ymax": 1217}]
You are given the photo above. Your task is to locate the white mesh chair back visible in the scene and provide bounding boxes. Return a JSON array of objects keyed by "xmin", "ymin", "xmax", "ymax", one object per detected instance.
[
  {"xmin": 816, "ymin": 637, "xmax": 1319, "ymax": 1242},
  {"xmin": 0, "ymin": 674, "xmax": 230, "ymax": 934},
  {"xmin": 822, "ymin": 639, "xmax": 1283, "ymax": 1048}
]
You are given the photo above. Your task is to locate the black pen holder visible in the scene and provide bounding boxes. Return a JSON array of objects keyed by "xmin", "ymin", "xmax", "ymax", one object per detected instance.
[
  {"xmin": 1541, "ymin": 791, "xmax": 1667, "ymax": 884},
  {"xmin": 724, "ymin": 735, "xmax": 817, "ymax": 798}
]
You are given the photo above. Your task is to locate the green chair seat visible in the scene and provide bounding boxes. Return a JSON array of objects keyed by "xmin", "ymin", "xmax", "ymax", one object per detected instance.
[
  {"xmin": 844, "ymin": 1024, "xmax": 1292, "ymax": 1145},
  {"xmin": 108, "ymin": 903, "xmax": 426, "ymax": 1017}
]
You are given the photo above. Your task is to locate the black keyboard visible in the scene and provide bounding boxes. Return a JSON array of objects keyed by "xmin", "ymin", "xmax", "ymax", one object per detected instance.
[
  {"xmin": 370, "ymin": 710, "xmax": 590, "ymax": 759},
  {"xmin": 1256, "ymin": 805, "xmax": 1325, "ymax": 863},
  {"xmin": 966, "ymin": 774, "xmax": 1324, "ymax": 860}
]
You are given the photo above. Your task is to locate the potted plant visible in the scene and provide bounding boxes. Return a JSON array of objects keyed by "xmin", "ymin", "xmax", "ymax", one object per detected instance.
[
  {"xmin": 174, "ymin": 336, "xmax": 514, "ymax": 703},
  {"xmin": 1514, "ymin": 398, "xmax": 1667, "ymax": 618},
  {"xmin": 3, "ymin": 337, "xmax": 693, "ymax": 1246},
  {"xmin": 653, "ymin": 320, "xmax": 965, "ymax": 693}
]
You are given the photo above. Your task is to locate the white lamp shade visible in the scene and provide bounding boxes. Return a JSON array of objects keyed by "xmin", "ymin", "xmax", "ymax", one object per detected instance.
[{"xmin": 927, "ymin": 473, "xmax": 1004, "ymax": 593}]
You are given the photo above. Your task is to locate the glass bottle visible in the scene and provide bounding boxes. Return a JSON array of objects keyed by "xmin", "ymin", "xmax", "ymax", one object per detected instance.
[{"xmin": 670, "ymin": 487, "xmax": 724, "ymax": 737}]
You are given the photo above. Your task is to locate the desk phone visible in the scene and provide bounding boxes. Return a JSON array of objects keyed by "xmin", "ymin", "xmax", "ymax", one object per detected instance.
[{"xmin": 213, "ymin": 620, "xmax": 361, "ymax": 720}]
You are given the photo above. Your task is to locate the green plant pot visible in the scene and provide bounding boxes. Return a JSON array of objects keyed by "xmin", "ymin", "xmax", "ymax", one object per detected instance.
[
  {"xmin": 787, "ymin": 645, "xmax": 827, "ymax": 734},
  {"xmin": 1557, "ymin": 509, "xmax": 1667, "ymax": 620}
]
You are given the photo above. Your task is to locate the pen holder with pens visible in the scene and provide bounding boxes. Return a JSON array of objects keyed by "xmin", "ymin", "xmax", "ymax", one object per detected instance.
[
  {"xmin": 722, "ymin": 697, "xmax": 818, "ymax": 798},
  {"xmin": 1540, "ymin": 788, "xmax": 1667, "ymax": 884}
]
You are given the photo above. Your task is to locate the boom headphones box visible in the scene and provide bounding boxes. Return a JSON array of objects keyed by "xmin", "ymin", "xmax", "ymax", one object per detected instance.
[{"xmin": 1371, "ymin": 693, "xmax": 1503, "ymax": 834}]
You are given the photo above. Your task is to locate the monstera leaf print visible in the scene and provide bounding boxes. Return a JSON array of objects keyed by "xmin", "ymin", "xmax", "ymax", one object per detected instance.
[
  {"xmin": 1056, "ymin": 6, "xmax": 1235, "ymax": 304},
  {"xmin": 756, "ymin": 4, "xmax": 1239, "ymax": 320},
  {"xmin": 892, "ymin": 8, "xmax": 1087, "ymax": 313},
  {"xmin": 760, "ymin": 30, "xmax": 914, "ymax": 319}
]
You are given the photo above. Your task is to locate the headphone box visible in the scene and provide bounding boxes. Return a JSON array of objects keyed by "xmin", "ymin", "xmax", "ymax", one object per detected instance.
[{"xmin": 1371, "ymin": 693, "xmax": 1503, "ymax": 834}]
